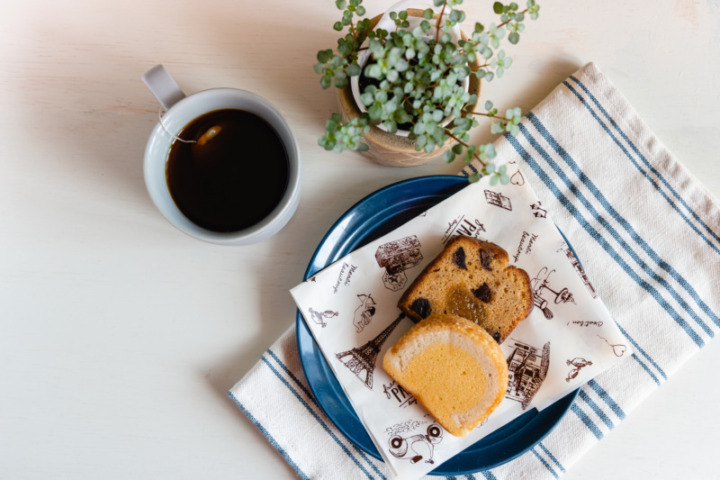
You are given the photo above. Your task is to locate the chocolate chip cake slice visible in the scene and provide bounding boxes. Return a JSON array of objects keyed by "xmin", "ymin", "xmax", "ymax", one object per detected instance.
[{"xmin": 398, "ymin": 236, "xmax": 533, "ymax": 343}]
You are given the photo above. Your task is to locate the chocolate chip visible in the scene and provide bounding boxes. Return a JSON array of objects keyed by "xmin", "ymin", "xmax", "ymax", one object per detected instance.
[
  {"xmin": 452, "ymin": 247, "xmax": 467, "ymax": 269},
  {"xmin": 492, "ymin": 331, "xmax": 501, "ymax": 342},
  {"xmin": 472, "ymin": 282, "xmax": 492, "ymax": 303},
  {"xmin": 409, "ymin": 298, "xmax": 431, "ymax": 318},
  {"xmin": 479, "ymin": 249, "xmax": 494, "ymax": 271}
]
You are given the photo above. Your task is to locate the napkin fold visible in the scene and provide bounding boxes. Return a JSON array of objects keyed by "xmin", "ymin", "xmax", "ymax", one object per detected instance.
[{"xmin": 229, "ymin": 62, "xmax": 720, "ymax": 479}]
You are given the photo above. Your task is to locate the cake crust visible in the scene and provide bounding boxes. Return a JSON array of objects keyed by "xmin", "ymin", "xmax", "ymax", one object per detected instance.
[{"xmin": 382, "ymin": 313, "xmax": 509, "ymax": 436}]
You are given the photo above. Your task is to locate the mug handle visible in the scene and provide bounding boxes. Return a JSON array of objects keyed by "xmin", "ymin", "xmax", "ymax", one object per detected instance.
[{"xmin": 142, "ymin": 64, "xmax": 186, "ymax": 110}]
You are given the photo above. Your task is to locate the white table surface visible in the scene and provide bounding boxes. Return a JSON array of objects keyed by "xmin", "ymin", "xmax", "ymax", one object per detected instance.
[{"xmin": 2, "ymin": 0, "xmax": 719, "ymax": 478}]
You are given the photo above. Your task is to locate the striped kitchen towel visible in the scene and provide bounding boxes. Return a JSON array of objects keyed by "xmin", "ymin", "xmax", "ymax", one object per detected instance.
[{"xmin": 228, "ymin": 62, "xmax": 720, "ymax": 479}]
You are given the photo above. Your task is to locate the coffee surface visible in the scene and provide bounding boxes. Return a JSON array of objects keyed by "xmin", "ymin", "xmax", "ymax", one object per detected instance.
[{"xmin": 166, "ymin": 109, "xmax": 289, "ymax": 232}]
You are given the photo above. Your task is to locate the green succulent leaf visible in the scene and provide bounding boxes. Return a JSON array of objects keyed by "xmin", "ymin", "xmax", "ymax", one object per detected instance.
[
  {"xmin": 468, "ymin": 172, "xmax": 482, "ymax": 183},
  {"xmin": 346, "ymin": 63, "xmax": 361, "ymax": 76},
  {"xmin": 443, "ymin": 149, "xmax": 456, "ymax": 163}
]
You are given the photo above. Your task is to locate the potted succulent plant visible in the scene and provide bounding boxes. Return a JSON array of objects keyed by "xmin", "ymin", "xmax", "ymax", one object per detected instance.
[{"xmin": 314, "ymin": 0, "xmax": 540, "ymax": 181}]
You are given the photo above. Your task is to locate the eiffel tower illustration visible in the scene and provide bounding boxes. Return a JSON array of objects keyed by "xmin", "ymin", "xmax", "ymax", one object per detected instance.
[{"xmin": 336, "ymin": 314, "xmax": 404, "ymax": 390}]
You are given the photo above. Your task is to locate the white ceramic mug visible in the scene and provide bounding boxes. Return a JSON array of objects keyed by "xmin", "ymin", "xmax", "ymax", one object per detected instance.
[{"xmin": 142, "ymin": 65, "xmax": 301, "ymax": 245}]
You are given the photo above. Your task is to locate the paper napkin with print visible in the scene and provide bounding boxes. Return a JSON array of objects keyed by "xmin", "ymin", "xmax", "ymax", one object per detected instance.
[{"xmin": 289, "ymin": 161, "xmax": 629, "ymax": 479}]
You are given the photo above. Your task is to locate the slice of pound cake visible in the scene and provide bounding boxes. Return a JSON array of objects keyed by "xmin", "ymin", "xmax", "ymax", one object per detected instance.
[
  {"xmin": 382, "ymin": 313, "xmax": 509, "ymax": 436},
  {"xmin": 398, "ymin": 236, "xmax": 533, "ymax": 343}
]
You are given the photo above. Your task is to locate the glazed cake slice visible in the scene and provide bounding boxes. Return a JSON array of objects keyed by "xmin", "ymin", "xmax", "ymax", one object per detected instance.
[
  {"xmin": 398, "ymin": 236, "xmax": 533, "ymax": 343},
  {"xmin": 382, "ymin": 313, "xmax": 509, "ymax": 436}
]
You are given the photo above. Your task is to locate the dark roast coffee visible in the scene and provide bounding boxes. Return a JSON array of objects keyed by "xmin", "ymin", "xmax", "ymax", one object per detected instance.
[{"xmin": 166, "ymin": 109, "xmax": 289, "ymax": 233}]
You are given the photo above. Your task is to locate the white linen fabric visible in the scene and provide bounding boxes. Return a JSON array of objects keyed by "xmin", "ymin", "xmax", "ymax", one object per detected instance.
[{"xmin": 228, "ymin": 62, "xmax": 720, "ymax": 480}]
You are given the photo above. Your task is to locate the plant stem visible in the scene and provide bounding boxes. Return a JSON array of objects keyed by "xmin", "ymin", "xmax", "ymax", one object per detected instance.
[
  {"xmin": 497, "ymin": 8, "xmax": 529, "ymax": 29},
  {"xmin": 436, "ymin": 1, "xmax": 448, "ymax": 44},
  {"xmin": 468, "ymin": 111, "xmax": 496, "ymax": 118},
  {"xmin": 444, "ymin": 129, "xmax": 488, "ymax": 167}
]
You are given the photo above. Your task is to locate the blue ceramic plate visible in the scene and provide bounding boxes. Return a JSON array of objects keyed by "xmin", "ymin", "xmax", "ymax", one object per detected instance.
[{"xmin": 296, "ymin": 175, "xmax": 578, "ymax": 475}]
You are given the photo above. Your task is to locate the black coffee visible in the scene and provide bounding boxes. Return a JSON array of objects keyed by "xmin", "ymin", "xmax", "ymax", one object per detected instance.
[{"xmin": 166, "ymin": 109, "xmax": 290, "ymax": 233}]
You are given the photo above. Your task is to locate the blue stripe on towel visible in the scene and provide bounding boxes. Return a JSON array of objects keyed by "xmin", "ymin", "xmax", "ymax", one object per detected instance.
[
  {"xmin": 265, "ymin": 350, "xmax": 319, "ymax": 407},
  {"xmin": 526, "ymin": 111, "xmax": 720, "ymax": 331},
  {"xmin": 578, "ymin": 389, "xmax": 614, "ymax": 429},
  {"xmin": 479, "ymin": 471, "xmax": 497, "ymax": 480},
  {"xmin": 261, "ymin": 356, "xmax": 378, "ymax": 480},
  {"xmin": 538, "ymin": 442, "xmax": 566, "ymax": 473},
  {"xmin": 631, "ymin": 353, "xmax": 661, "ymax": 386},
  {"xmin": 227, "ymin": 392, "xmax": 310, "ymax": 480},
  {"xmin": 531, "ymin": 447, "xmax": 560, "ymax": 478},
  {"xmin": 570, "ymin": 403, "xmax": 604, "ymax": 440},
  {"xmin": 587, "ymin": 380, "xmax": 626, "ymax": 419},
  {"xmin": 614, "ymin": 323, "xmax": 667, "ymax": 380},
  {"xmin": 506, "ymin": 132, "xmax": 706, "ymax": 347},
  {"xmin": 264, "ymin": 350, "xmax": 388, "ymax": 480},
  {"xmin": 520, "ymin": 118, "xmax": 716, "ymax": 338},
  {"xmin": 566, "ymin": 75, "xmax": 720, "ymax": 253}
]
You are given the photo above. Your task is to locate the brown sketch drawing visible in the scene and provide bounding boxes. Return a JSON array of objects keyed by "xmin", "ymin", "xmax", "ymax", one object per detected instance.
[
  {"xmin": 598, "ymin": 335, "xmax": 627, "ymax": 357},
  {"xmin": 375, "ymin": 236, "xmax": 423, "ymax": 291},
  {"xmin": 530, "ymin": 267, "xmax": 575, "ymax": 319},
  {"xmin": 530, "ymin": 201, "xmax": 547, "ymax": 218},
  {"xmin": 484, "ymin": 190, "xmax": 512, "ymax": 210},
  {"xmin": 562, "ymin": 244, "xmax": 598, "ymax": 299},
  {"xmin": 307, "ymin": 308, "xmax": 338, "ymax": 328},
  {"xmin": 566, "ymin": 357, "xmax": 592, "ymax": 382},
  {"xmin": 335, "ymin": 314, "xmax": 404, "ymax": 390},
  {"xmin": 382, "ymin": 380, "xmax": 417, "ymax": 408},
  {"xmin": 388, "ymin": 424, "xmax": 443, "ymax": 465},
  {"xmin": 353, "ymin": 294, "xmax": 377, "ymax": 333},
  {"xmin": 505, "ymin": 340, "xmax": 550, "ymax": 409}
]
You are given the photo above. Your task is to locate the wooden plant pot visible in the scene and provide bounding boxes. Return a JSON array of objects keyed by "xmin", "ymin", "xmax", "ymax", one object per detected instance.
[{"xmin": 337, "ymin": 9, "xmax": 481, "ymax": 167}]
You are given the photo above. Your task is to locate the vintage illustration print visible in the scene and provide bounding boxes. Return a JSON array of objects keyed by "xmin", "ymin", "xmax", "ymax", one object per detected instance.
[
  {"xmin": 388, "ymin": 423, "xmax": 444, "ymax": 465},
  {"xmin": 484, "ymin": 189, "xmax": 512, "ymax": 210},
  {"xmin": 307, "ymin": 308, "xmax": 339, "ymax": 328},
  {"xmin": 505, "ymin": 340, "xmax": 550, "ymax": 409},
  {"xmin": 442, "ymin": 214, "xmax": 486, "ymax": 244},
  {"xmin": 513, "ymin": 230, "xmax": 539, "ymax": 263},
  {"xmin": 530, "ymin": 267, "xmax": 575, "ymax": 319},
  {"xmin": 566, "ymin": 357, "xmax": 593, "ymax": 382},
  {"xmin": 598, "ymin": 335, "xmax": 627, "ymax": 357},
  {"xmin": 382, "ymin": 380, "xmax": 417, "ymax": 408},
  {"xmin": 510, "ymin": 169, "xmax": 525, "ymax": 186},
  {"xmin": 561, "ymin": 243, "xmax": 598, "ymax": 299},
  {"xmin": 335, "ymin": 314, "xmax": 404, "ymax": 390},
  {"xmin": 507, "ymin": 160, "xmax": 526, "ymax": 186},
  {"xmin": 353, "ymin": 294, "xmax": 377, "ymax": 333},
  {"xmin": 530, "ymin": 201, "xmax": 548, "ymax": 218},
  {"xmin": 375, "ymin": 236, "xmax": 423, "ymax": 291},
  {"xmin": 331, "ymin": 262, "xmax": 358, "ymax": 294}
]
